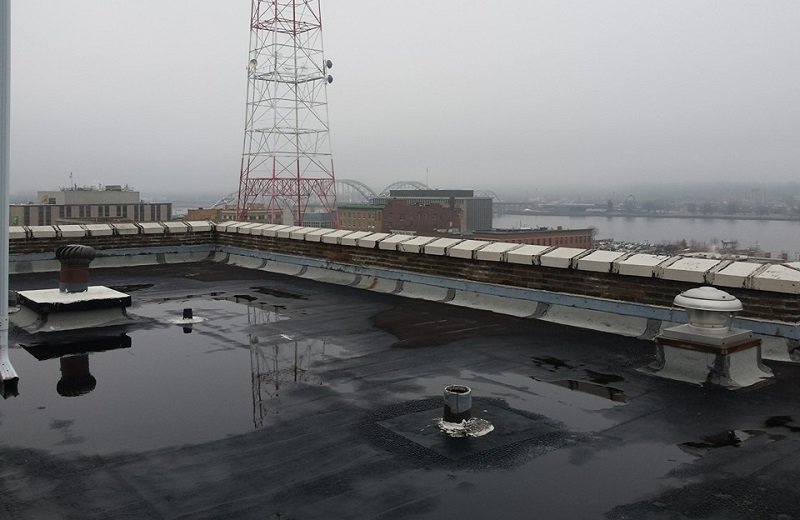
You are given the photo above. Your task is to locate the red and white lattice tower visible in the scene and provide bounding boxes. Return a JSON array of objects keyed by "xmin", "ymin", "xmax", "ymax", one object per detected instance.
[{"xmin": 236, "ymin": 0, "xmax": 338, "ymax": 225}]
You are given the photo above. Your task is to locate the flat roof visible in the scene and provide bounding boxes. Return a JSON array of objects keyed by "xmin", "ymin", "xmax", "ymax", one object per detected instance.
[{"xmin": 4, "ymin": 262, "xmax": 800, "ymax": 518}]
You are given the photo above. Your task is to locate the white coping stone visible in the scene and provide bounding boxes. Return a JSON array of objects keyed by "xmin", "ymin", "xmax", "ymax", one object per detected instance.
[
  {"xmin": 475, "ymin": 242, "xmax": 522, "ymax": 262},
  {"xmin": 506, "ymin": 244, "xmax": 551, "ymax": 265},
  {"xmin": 184, "ymin": 220, "xmax": 214, "ymax": 233},
  {"xmin": 357, "ymin": 232, "xmax": 391, "ymax": 248},
  {"xmin": 576, "ymin": 250, "xmax": 627, "ymax": 273},
  {"xmin": 216, "ymin": 220, "xmax": 241, "ymax": 233},
  {"xmin": 112, "ymin": 223, "xmax": 139, "ymax": 235},
  {"xmin": 303, "ymin": 228, "xmax": 337, "ymax": 242},
  {"xmin": 447, "ymin": 240, "xmax": 490, "ymax": 259},
  {"xmin": 247, "ymin": 224, "xmax": 276, "ymax": 236},
  {"xmin": 289, "ymin": 227, "xmax": 319, "ymax": 240},
  {"xmin": 615, "ymin": 253, "xmax": 672, "ymax": 277},
  {"xmin": 423, "ymin": 237, "xmax": 463, "ymax": 256},
  {"xmin": 378, "ymin": 234, "xmax": 415, "ymax": 251},
  {"xmin": 262, "ymin": 224, "xmax": 292, "ymax": 237},
  {"xmin": 340, "ymin": 230, "xmax": 373, "ymax": 246},
  {"xmin": 57, "ymin": 225, "xmax": 86, "ymax": 238},
  {"xmin": 398, "ymin": 236, "xmax": 437, "ymax": 254},
  {"xmin": 276, "ymin": 225, "xmax": 304, "ymax": 239},
  {"xmin": 19, "ymin": 286, "xmax": 129, "ymax": 304},
  {"xmin": 540, "ymin": 247, "xmax": 589, "ymax": 269},
  {"xmin": 82, "ymin": 224, "xmax": 114, "ymax": 236},
  {"xmin": 752, "ymin": 264, "xmax": 800, "ymax": 294},
  {"xmin": 9, "ymin": 226, "xmax": 27, "ymax": 239},
  {"xmin": 28, "ymin": 226, "xmax": 57, "ymax": 238},
  {"xmin": 237, "ymin": 222, "xmax": 264, "ymax": 234},
  {"xmin": 661, "ymin": 257, "xmax": 722, "ymax": 283},
  {"xmin": 321, "ymin": 229, "xmax": 353, "ymax": 244},
  {"xmin": 712, "ymin": 261, "xmax": 763, "ymax": 289},
  {"xmin": 138, "ymin": 222, "xmax": 166, "ymax": 234},
  {"xmin": 163, "ymin": 221, "xmax": 189, "ymax": 233},
  {"xmin": 225, "ymin": 221, "xmax": 250, "ymax": 233}
]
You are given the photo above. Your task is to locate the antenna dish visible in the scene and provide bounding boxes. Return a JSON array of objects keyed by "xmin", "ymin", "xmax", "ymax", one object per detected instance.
[
  {"xmin": 325, "ymin": 59, "xmax": 333, "ymax": 69},
  {"xmin": 326, "ymin": 75, "xmax": 333, "ymax": 84},
  {"xmin": 248, "ymin": 59, "xmax": 258, "ymax": 70}
]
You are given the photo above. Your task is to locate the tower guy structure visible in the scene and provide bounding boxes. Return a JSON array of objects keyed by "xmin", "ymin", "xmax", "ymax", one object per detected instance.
[{"xmin": 236, "ymin": 0, "xmax": 338, "ymax": 226}]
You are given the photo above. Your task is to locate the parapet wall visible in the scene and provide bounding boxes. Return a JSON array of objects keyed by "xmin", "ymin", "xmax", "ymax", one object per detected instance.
[{"xmin": 8, "ymin": 221, "xmax": 800, "ymax": 345}]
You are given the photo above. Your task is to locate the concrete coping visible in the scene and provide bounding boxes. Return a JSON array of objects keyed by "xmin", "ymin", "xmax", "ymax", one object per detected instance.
[
  {"xmin": 262, "ymin": 225, "xmax": 292, "ymax": 237},
  {"xmin": 357, "ymin": 232, "xmax": 391, "ymax": 249},
  {"xmin": 506, "ymin": 244, "xmax": 552, "ymax": 265},
  {"xmin": 340, "ymin": 230, "xmax": 373, "ymax": 246},
  {"xmin": 575, "ymin": 250, "xmax": 628, "ymax": 273},
  {"xmin": 540, "ymin": 247, "xmax": 591, "ymax": 269},
  {"xmin": 614, "ymin": 253, "xmax": 673, "ymax": 277},
  {"xmin": 184, "ymin": 220, "xmax": 214, "ymax": 233},
  {"xmin": 321, "ymin": 229, "xmax": 353, "ymax": 244},
  {"xmin": 28, "ymin": 226, "xmax": 58, "ymax": 239},
  {"xmin": 82, "ymin": 224, "xmax": 115, "ymax": 237},
  {"xmin": 216, "ymin": 220, "xmax": 241, "ymax": 233},
  {"xmin": 9, "ymin": 226, "xmax": 27, "ymax": 239},
  {"xmin": 137, "ymin": 222, "xmax": 167, "ymax": 234},
  {"xmin": 276, "ymin": 226, "xmax": 305, "ymax": 239},
  {"xmin": 660, "ymin": 257, "xmax": 724, "ymax": 283},
  {"xmin": 162, "ymin": 221, "xmax": 189, "ymax": 234},
  {"xmin": 447, "ymin": 239, "xmax": 491, "ymax": 259},
  {"xmin": 303, "ymin": 228, "xmax": 337, "ymax": 242},
  {"xmin": 398, "ymin": 235, "xmax": 437, "ymax": 254},
  {"xmin": 752, "ymin": 264, "xmax": 800, "ymax": 294},
  {"xmin": 423, "ymin": 237, "xmax": 463, "ymax": 256},
  {"xmin": 289, "ymin": 227, "xmax": 321, "ymax": 240},
  {"xmin": 111, "ymin": 223, "xmax": 139, "ymax": 235},
  {"xmin": 712, "ymin": 261, "xmax": 765, "ymax": 289},
  {"xmin": 378, "ymin": 234, "xmax": 415, "ymax": 251},
  {"xmin": 236, "ymin": 222, "xmax": 265, "ymax": 234},
  {"xmin": 475, "ymin": 242, "xmax": 524, "ymax": 262},
  {"xmin": 249, "ymin": 224, "xmax": 281, "ymax": 236},
  {"xmin": 57, "ymin": 225, "xmax": 87, "ymax": 239}
]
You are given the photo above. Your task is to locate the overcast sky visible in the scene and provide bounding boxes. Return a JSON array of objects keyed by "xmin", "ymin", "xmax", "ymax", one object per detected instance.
[{"xmin": 9, "ymin": 1, "xmax": 800, "ymax": 197}]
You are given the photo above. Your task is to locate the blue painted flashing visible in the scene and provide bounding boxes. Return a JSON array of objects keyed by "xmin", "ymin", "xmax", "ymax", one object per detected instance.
[
  {"xmin": 220, "ymin": 245, "xmax": 799, "ymax": 340},
  {"xmin": 10, "ymin": 243, "xmax": 799, "ymax": 340}
]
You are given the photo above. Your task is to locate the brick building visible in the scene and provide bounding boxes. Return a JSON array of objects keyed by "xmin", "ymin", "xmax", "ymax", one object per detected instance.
[
  {"xmin": 337, "ymin": 204, "xmax": 383, "ymax": 232},
  {"xmin": 372, "ymin": 190, "xmax": 492, "ymax": 232},
  {"xmin": 471, "ymin": 228, "xmax": 595, "ymax": 248},
  {"xmin": 381, "ymin": 200, "xmax": 461, "ymax": 234}
]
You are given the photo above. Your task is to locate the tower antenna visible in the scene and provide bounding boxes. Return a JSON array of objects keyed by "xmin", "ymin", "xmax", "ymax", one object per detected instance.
[{"xmin": 236, "ymin": 0, "xmax": 338, "ymax": 227}]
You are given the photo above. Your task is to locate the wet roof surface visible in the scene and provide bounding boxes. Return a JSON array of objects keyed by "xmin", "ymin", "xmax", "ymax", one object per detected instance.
[{"xmin": 4, "ymin": 262, "xmax": 800, "ymax": 519}]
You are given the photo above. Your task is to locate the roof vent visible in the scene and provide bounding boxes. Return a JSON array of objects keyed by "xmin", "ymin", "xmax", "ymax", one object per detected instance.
[{"xmin": 673, "ymin": 286, "xmax": 742, "ymax": 331}]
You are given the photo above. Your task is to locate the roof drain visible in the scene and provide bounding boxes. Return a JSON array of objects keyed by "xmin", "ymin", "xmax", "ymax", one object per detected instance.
[
  {"xmin": 651, "ymin": 286, "xmax": 773, "ymax": 388},
  {"xmin": 437, "ymin": 384, "xmax": 494, "ymax": 438}
]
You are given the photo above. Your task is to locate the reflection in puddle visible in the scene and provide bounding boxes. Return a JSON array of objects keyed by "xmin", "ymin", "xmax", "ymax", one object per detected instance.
[
  {"xmin": 531, "ymin": 377, "xmax": 627, "ymax": 405},
  {"xmin": 249, "ymin": 335, "xmax": 334, "ymax": 428}
]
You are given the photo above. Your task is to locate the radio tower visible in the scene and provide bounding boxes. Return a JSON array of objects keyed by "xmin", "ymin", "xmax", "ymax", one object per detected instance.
[{"xmin": 236, "ymin": 0, "xmax": 338, "ymax": 226}]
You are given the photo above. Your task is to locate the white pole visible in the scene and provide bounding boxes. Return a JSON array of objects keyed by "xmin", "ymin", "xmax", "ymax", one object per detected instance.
[{"xmin": 0, "ymin": 0, "xmax": 18, "ymax": 384}]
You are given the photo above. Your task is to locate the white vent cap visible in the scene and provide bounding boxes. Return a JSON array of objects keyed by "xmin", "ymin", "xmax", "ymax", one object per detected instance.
[{"xmin": 673, "ymin": 286, "xmax": 743, "ymax": 313}]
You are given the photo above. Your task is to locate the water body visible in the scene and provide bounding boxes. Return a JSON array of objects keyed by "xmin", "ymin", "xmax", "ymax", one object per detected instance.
[{"xmin": 494, "ymin": 214, "xmax": 800, "ymax": 259}]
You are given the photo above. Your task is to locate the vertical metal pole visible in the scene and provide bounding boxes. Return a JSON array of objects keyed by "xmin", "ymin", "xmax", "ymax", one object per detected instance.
[{"xmin": 0, "ymin": 0, "xmax": 18, "ymax": 383}]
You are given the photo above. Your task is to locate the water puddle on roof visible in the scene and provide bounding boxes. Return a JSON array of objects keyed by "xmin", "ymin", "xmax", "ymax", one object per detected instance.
[
  {"xmin": 1, "ymin": 298, "xmax": 351, "ymax": 456},
  {"xmin": 530, "ymin": 378, "xmax": 627, "ymax": 406}
]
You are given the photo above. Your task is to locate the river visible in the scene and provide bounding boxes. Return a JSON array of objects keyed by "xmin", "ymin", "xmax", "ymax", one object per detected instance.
[{"xmin": 493, "ymin": 214, "xmax": 800, "ymax": 260}]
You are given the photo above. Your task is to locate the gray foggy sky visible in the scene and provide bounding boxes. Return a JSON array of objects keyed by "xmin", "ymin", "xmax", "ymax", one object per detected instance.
[{"xmin": 9, "ymin": 1, "xmax": 800, "ymax": 196}]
